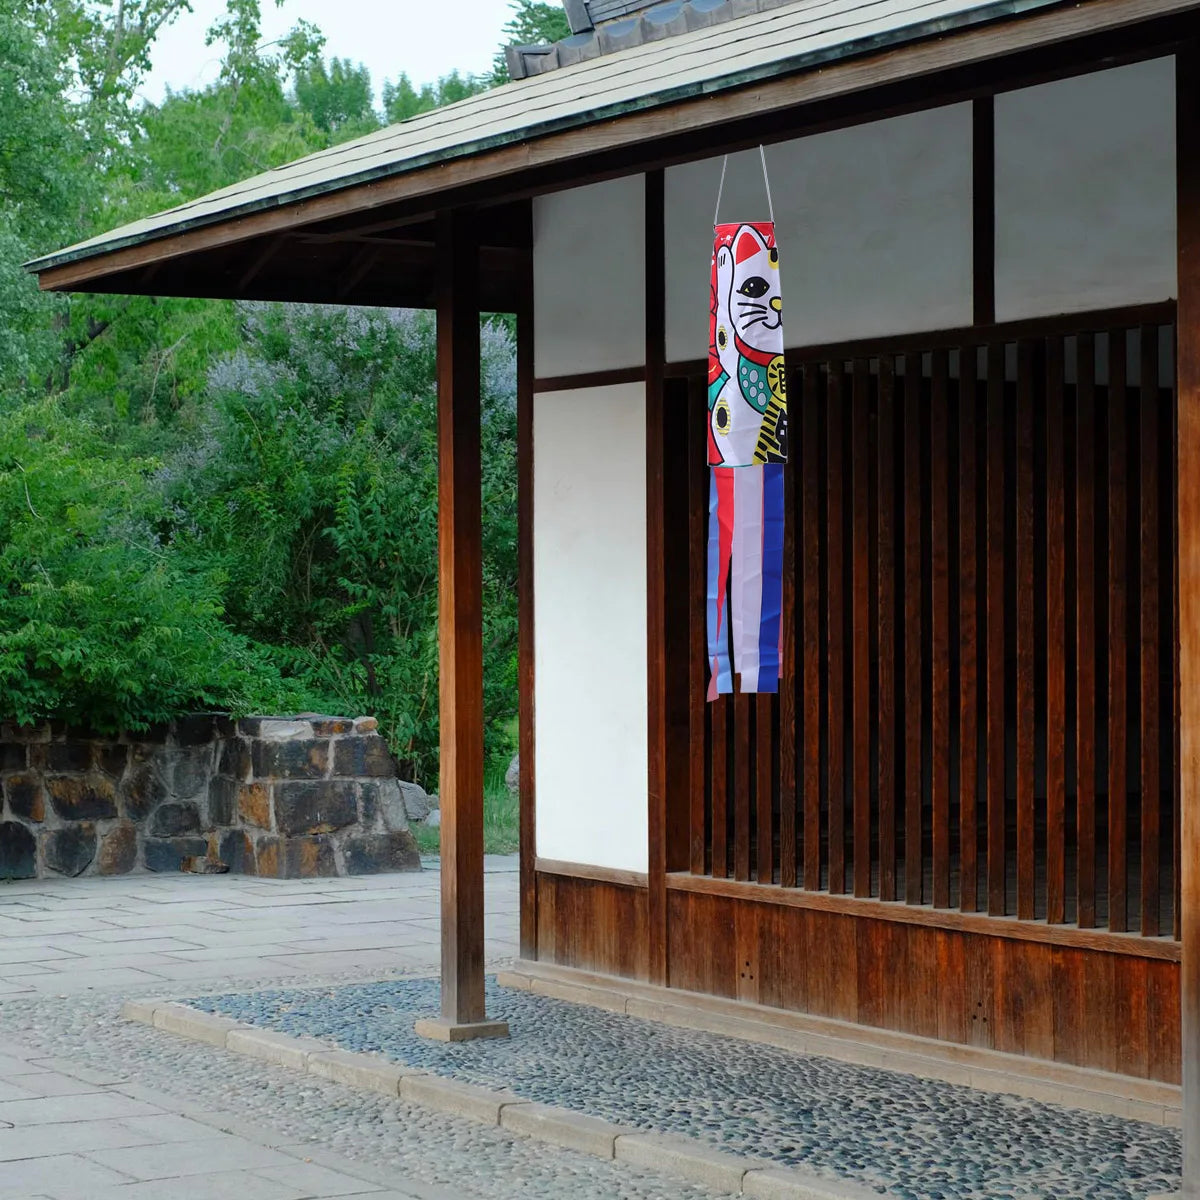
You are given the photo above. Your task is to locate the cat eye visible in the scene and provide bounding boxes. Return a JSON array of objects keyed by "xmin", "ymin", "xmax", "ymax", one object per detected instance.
[{"xmin": 738, "ymin": 277, "xmax": 770, "ymax": 299}]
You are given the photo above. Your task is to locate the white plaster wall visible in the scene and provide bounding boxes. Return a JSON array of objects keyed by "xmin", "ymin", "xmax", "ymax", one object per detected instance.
[
  {"xmin": 533, "ymin": 176, "xmax": 646, "ymax": 378},
  {"xmin": 995, "ymin": 57, "xmax": 1176, "ymax": 321},
  {"xmin": 664, "ymin": 105, "xmax": 974, "ymax": 361},
  {"xmin": 533, "ymin": 383, "xmax": 648, "ymax": 873}
]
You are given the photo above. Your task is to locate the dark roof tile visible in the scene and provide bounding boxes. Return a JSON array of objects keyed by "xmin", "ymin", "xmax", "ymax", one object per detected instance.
[{"xmin": 510, "ymin": 0, "xmax": 789, "ymax": 79}]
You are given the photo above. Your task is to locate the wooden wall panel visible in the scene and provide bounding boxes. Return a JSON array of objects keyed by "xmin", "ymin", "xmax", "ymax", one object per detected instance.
[
  {"xmin": 657, "ymin": 887, "xmax": 1180, "ymax": 1080},
  {"xmin": 536, "ymin": 872, "xmax": 650, "ymax": 982}
]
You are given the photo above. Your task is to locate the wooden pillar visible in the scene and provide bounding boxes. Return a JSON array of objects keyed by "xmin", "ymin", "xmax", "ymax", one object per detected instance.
[
  {"xmin": 517, "ymin": 208, "xmax": 538, "ymax": 965},
  {"xmin": 415, "ymin": 208, "xmax": 508, "ymax": 1042},
  {"xmin": 1177, "ymin": 45, "xmax": 1200, "ymax": 1196},
  {"xmin": 646, "ymin": 168, "xmax": 669, "ymax": 987}
]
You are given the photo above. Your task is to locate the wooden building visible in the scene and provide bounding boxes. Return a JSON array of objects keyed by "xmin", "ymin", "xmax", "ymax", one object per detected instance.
[{"xmin": 28, "ymin": 0, "xmax": 1200, "ymax": 1191}]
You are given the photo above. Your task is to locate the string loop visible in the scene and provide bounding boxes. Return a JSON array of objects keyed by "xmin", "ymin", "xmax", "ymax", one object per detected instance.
[{"xmin": 712, "ymin": 145, "xmax": 776, "ymax": 227}]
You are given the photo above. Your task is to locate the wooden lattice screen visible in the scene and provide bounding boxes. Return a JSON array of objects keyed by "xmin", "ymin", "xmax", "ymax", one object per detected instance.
[{"xmin": 685, "ymin": 317, "xmax": 1181, "ymax": 939}]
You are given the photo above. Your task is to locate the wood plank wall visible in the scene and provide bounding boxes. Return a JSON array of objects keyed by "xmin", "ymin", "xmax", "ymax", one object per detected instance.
[
  {"xmin": 535, "ymin": 872, "xmax": 650, "ymax": 981},
  {"xmin": 693, "ymin": 319, "xmax": 1181, "ymax": 939},
  {"xmin": 666, "ymin": 888, "xmax": 1180, "ymax": 1082}
]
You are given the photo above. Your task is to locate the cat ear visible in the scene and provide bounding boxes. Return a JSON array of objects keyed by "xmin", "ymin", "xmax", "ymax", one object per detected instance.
[{"xmin": 734, "ymin": 225, "xmax": 767, "ymax": 264}]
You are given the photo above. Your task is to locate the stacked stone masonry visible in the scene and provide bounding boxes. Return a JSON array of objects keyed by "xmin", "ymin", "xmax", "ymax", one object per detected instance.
[{"xmin": 0, "ymin": 715, "xmax": 420, "ymax": 880}]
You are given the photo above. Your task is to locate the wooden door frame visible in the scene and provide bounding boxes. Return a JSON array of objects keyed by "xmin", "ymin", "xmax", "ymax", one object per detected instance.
[{"xmin": 1175, "ymin": 39, "xmax": 1199, "ymax": 1198}]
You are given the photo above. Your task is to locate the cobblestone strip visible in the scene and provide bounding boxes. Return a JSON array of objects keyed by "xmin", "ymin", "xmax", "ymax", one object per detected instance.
[
  {"xmin": 497, "ymin": 970, "xmax": 1181, "ymax": 1129},
  {"xmin": 121, "ymin": 999, "xmax": 880, "ymax": 1200}
]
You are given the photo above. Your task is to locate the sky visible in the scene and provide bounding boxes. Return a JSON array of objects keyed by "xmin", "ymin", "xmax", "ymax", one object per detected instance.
[{"xmin": 139, "ymin": 0, "xmax": 516, "ymax": 106}]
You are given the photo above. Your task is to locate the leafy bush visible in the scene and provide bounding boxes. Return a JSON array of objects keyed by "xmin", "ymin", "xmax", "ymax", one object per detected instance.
[
  {"xmin": 0, "ymin": 398, "xmax": 304, "ymax": 731},
  {"xmin": 161, "ymin": 304, "xmax": 519, "ymax": 785}
]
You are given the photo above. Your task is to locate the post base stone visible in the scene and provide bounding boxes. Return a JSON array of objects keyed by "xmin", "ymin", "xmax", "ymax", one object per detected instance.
[{"xmin": 413, "ymin": 1017, "xmax": 510, "ymax": 1042}]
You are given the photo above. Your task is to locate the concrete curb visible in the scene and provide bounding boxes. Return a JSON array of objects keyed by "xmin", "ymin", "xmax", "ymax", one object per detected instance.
[{"xmin": 121, "ymin": 998, "xmax": 885, "ymax": 1199}]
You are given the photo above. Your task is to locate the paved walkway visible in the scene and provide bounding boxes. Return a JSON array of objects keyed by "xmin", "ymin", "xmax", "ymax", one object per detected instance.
[
  {"xmin": 0, "ymin": 856, "xmax": 517, "ymax": 998},
  {"xmin": 0, "ymin": 859, "xmax": 728, "ymax": 1200}
]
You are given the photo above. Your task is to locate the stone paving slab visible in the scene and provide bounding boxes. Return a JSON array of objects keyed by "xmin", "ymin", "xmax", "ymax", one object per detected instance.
[
  {"xmin": 1, "ymin": 862, "xmax": 747, "ymax": 1200},
  {"xmin": 183, "ymin": 975, "xmax": 1182, "ymax": 1200},
  {"xmin": 0, "ymin": 863, "xmax": 518, "ymax": 997}
]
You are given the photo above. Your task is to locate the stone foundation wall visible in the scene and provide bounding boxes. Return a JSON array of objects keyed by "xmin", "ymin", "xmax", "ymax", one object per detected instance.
[{"xmin": 0, "ymin": 715, "xmax": 420, "ymax": 880}]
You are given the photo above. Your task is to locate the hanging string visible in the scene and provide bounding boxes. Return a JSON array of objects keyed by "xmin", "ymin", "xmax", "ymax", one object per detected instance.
[
  {"xmin": 759, "ymin": 144, "xmax": 775, "ymax": 226},
  {"xmin": 713, "ymin": 155, "xmax": 729, "ymax": 228},
  {"xmin": 712, "ymin": 146, "xmax": 775, "ymax": 227}
]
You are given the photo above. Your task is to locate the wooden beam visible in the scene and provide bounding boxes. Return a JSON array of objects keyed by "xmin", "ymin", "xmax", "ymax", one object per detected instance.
[
  {"xmin": 236, "ymin": 236, "xmax": 285, "ymax": 291},
  {"xmin": 335, "ymin": 244, "xmax": 383, "ymax": 301},
  {"xmin": 415, "ymin": 208, "xmax": 508, "ymax": 1043},
  {"xmin": 646, "ymin": 169, "xmax": 669, "ymax": 987},
  {"xmin": 1176, "ymin": 42, "xmax": 1200, "ymax": 1198},
  {"xmin": 517, "ymin": 205, "xmax": 537, "ymax": 965},
  {"xmin": 972, "ymin": 97, "xmax": 996, "ymax": 326}
]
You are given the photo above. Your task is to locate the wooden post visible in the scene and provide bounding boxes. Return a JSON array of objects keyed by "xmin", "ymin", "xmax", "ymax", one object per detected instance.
[
  {"xmin": 415, "ymin": 208, "xmax": 508, "ymax": 1042},
  {"xmin": 1177, "ymin": 45, "xmax": 1199, "ymax": 1197},
  {"xmin": 646, "ymin": 168, "xmax": 669, "ymax": 987},
  {"xmin": 516, "ymin": 204, "xmax": 538, "ymax": 965}
]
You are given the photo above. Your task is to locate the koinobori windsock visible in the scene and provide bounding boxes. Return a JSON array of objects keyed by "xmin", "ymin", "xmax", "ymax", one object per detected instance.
[{"xmin": 706, "ymin": 220, "xmax": 787, "ymax": 699}]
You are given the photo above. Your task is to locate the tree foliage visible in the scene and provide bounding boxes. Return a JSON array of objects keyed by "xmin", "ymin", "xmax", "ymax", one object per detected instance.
[
  {"xmin": 0, "ymin": 0, "xmax": 528, "ymax": 781},
  {"xmin": 382, "ymin": 70, "xmax": 489, "ymax": 124},
  {"xmin": 0, "ymin": 398, "xmax": 305, "ymax": 731},
  {"xmin": 162, "ymin": 304, "xmax": 518, "ymax": 782}
]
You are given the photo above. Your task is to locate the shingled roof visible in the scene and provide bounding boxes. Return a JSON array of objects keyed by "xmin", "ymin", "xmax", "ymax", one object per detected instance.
[
  {"xmin": 505, "ymin": 0, "xmax": 793, "ymax": 79},
  {"xmin": 31, "ymin": 0, "xmax": 1173, "ymax": 288}
]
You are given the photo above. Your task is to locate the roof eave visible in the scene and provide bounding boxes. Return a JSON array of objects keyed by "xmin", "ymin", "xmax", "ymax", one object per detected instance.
[{"xmin": 25, "ymin": 0, "xmax": 1183, "ymax": 286}]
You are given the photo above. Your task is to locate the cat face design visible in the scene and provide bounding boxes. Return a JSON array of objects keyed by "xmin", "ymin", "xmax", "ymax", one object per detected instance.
[
  {"xmin": 716, "ymin": 224, "xmax": 782, "ymax": 358},
  {"xmin": 708, "ymin": 222, "xmax": 787, "ymax": 467}
]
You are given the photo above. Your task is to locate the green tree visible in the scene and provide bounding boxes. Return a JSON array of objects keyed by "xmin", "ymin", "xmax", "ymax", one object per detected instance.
[
  {"xmin": 294, "ymin": 57, "xmax": 377, "ymax": 138},
  {"xmin": 160, "ymin": 304, "xmax": 518, "ymax": 783},
  {"xmin": 3, "ymin": 0, "xmax": 528, "ymax": 785},
  {"xmin": 0, "ymin": 5, "xmax": 80, "ymax": 388},
  {"xmin": 382, "ymin": 70, "xmax": 488, "ymax": 124},
  {"xmin": 492, "ymin": 0, "xmax": 571, "ymax": 82},
  {"xmin": 0, "ymin": 397, "xmax": 302, "ymax": 731}
]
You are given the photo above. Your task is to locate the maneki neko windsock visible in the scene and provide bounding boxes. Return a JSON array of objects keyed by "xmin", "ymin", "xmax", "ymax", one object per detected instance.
[{"xmin": 706, "ymin": 219, "xmax": 787, "ymax": 700}]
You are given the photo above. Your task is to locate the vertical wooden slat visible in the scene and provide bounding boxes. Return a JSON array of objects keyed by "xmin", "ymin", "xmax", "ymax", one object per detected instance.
[
  {"xmin": 878, "ymin": 357, "xmax": 898, "ymax": 903},
  {"xmin": 780, "ymin": 374, "xmax": 798, "ymax": 890},
  {"xmin": 1110, "ymin": 328, "xmax": 1129, "ymax": 933},
  {"xmin": 1141, "ymin": 323, "xmax": 1161, "ymax": 938},
  {"xmin": 904, "ymin": 352, "xmax": 923, "ymax": 906},
  {"xmin": 1046, "ymin": 336, "xmax": 1067, "ymax": 925},
  {"xmin": 734, "ymin": 693, "xmax": 751, "ymax": 882},
  {"xmin": 931, "ymin": 349, "xmax": 951, "ymax": 909},
  {"xmin": 803, "ymin": 368, "xmax": 822, "ymax": 891},
  {"xmin": 1175, "ymin": 46, "xmax": 1200, "ymax": 1188},
  {"xmin": 1176, "ymin": 315, "xmax": 1184, "ymax": 946},
  {"xmin": 1016, "ymin": 339, "xmax": 1036, "ymax": 922},
  {"xmin": 687, "ymin": 378, "xmax": 708, "ymax": 878},
  {"xmin": 828, "ymin": 366, "xmax": 847, "ymax": 895},
  {"xmin": 756, "ymin": 693, "xmax": 774, "ymax": 884},
  {"xmin": 853, "ymin": 358, "xmax": 872, "ymax": 898},
  {"xmin": 1076, "ymin": 332, "xmax": 1098, "ymax": 929},
  {"xmin": 959, "ymin": 346, "xmax": 979, "ymax": 913},
  {"xmin": 987, "ymin": 342, "xmax": 1007, "ymax": 916},
  {"xmin": 711, "ymin": 697, "xmax": 728, "ymax": 879}
]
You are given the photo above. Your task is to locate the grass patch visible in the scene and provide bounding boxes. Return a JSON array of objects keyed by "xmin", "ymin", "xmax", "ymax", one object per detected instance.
[{"xmin": 412, "ymin": 765, "xmax": 519, "ymax": 857}]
